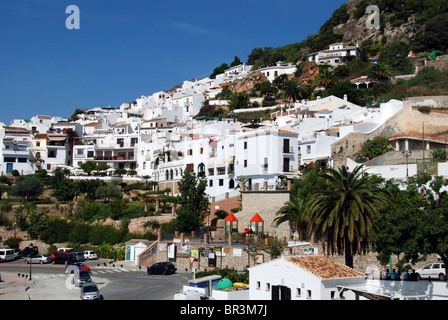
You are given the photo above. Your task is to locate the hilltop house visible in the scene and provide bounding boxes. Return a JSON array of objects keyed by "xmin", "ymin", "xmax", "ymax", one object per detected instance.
[{"xmin": 308, "ymin": 42, "xmax": 360, "ymax": 66}]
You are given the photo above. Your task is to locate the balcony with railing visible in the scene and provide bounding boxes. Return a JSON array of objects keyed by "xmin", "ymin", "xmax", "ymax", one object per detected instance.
[{"xmin": 282, "ymin": 146, "xmax": 294, "ymax": 154}]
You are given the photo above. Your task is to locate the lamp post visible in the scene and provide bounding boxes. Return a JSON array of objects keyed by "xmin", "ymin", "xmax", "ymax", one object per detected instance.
[
  {"xmin": 402, "ymin": 150, "xmax": 412, "ymax": 180},
  {"xmin": 28, "ymin": 243, "xmax": 33, "ymax": 280},
  {"xmin": 327, "ymin": 156, "xmax": 333, "ymax": 169}
]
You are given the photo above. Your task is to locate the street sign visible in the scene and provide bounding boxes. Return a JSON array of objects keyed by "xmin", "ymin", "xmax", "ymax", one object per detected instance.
[{"xmin": 189, "ymin": 257, "xmax": 195, "ymax": 265}]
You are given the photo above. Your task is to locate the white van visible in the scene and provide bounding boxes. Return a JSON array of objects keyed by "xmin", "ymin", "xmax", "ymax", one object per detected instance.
[{"xmin": 0, "ymin": 248, "xmax": 15, "ymax": 262}]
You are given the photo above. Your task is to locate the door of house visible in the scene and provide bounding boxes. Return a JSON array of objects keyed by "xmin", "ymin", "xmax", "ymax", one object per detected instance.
[
  {"xmin": 272, "ymin": 285, "xmax": 291, "ymax": 300},
  {"xmin": 6, "ymin": 163, "xmax": 13, "ymax": 173}
]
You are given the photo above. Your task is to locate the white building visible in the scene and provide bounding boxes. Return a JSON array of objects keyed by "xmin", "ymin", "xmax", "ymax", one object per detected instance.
[
  {"xmin": 249, "ymin": 255, "xmax": 366, "ymax": 300},
  {"xmin": 235, "ymin": 128, "xmax": 299, "ymax": 189},
  {"xmin": 258, "ymin": 61, "xmax": 297, "ymax": 82},
  {"xmin": 308, "ymin": 42, "xmax": 360, "ymax": 66},
  {"xmin": 0, "ymin": 126, "xmax": 36, "ymax": 175}
]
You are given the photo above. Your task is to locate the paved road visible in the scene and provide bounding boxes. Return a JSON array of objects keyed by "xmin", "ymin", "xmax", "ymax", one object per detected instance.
[{"xmin": 0, "ymin": 259, "xmax": 189, "ymax": 300}]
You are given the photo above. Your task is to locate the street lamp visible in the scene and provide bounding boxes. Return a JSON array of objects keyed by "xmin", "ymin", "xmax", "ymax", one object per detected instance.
[
  {"xmin": 402, "ymin": 150, "xmax": 412, "ymax": 180},
  {"xmin": 28, "ymin": 243, "xmax": 34, "ymax": 280},
  {"xmin": 327, "ymin": 156, "xmax": 333, "ymax": 169}
]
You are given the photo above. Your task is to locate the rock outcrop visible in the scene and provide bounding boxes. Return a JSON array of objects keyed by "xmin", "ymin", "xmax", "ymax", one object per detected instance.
[{"xmin": 228, "ymin": 71, "xmax": 267, "ymax": 93}]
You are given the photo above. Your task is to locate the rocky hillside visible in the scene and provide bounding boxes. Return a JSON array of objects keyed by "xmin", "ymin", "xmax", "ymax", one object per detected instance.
[{"xmin": 332, "ymin": 0, "xmax": 418, "ymax": 46}]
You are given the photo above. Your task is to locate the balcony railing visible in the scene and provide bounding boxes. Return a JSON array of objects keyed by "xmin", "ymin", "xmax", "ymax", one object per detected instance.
[
  {"xmin": 282, "ymin": 146, "xmax": 293, "ymax": 154},
  {"xmin": 94, "ymin": 156, "xmax": 135, "ymax": 161}
]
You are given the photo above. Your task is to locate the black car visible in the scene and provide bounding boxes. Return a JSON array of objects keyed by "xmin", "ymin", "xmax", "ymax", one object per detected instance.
[
  {"xmin": 19, "ymin": 246, "xmax": 38, "ymax": 258},
  {"xmin": 147, "ymin": 262, "xmax": 177, "ymax": 275},
  {"xmin": 52, "ymin": 252, "xmax": 75, "ymax": 265}
]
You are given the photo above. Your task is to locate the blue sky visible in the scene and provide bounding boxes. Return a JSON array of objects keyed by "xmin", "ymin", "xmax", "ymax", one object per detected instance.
[{"xmin": 0, "ymin": 0, "xmax": 347, "ymax": 124}]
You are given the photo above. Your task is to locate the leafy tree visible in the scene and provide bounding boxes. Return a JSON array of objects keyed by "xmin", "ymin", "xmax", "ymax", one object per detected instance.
[
  {"xmin": 273, "ymin": 74, "xmax": 289, "ymax": 90},
  {"xmin": 12, "ymin": 175, "xmax": 43, "ymax": 201},
  {"xmin": 95, "ymin": 182, "xmax": 122, "ymax": 202},
  {"xmin": 254, "ymin": 81, "xmax": 278, "ymax": 98},
  {"xmin": 228, "ymin": 92, "xmax": 250, "ymax": 110},
  {"xmin": 431, "ymin": 148, "xmax": 447, "ymax": 162},
  {"xmin": 80, "ymin": 161, "xmax": 99, "ymax": 176},
  {"xmin": 372, "ymin": 176, "xmax": 448, "ymax": 280},
  {"xmin": 210, "ymin": 63, "xmax": 229, "ymax": 79},
  {"xmin": 40, "ymin": 217, "xmax": 71, "ymax": 244},
  {"xmin": 230, "ymin": 56, "xmax": 242, "ymax": 67},
  {"xmin": 378, "ymin": 42, "xmax": 412, "ymax": 74},
  {"xmin": 89, "ymin": 225, "xmax": 123, "ymax": 245},
  {"xmin": 413, "ymin": 13, "xmax": 448, "ymax": 52},
  {"xmin": 175, "ymin": 170, "xmax": 209, "ymax": 232},
  {"xmin": 360, "ymin": 136, "xmax": 392, "ymax": 161},
  {"xmin": 303, "ymin": 165, "xmax": 390, "ymax": 268},
  {"xmin": 51, "ymin": 178, "xmax": 78, "ymax": 201}
]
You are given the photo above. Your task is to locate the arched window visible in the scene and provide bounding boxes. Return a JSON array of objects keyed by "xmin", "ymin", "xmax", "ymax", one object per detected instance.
[
  {"xmin": 198, "ymin": 163, "xmax": 206, "ymax": 177},
  {"xmin": 165, "ymin": 170, "xmax": 169, "ymax": 180},
  {"xmin": 229, "ymin": 178, "xmax": 235, "ymax": 189},
  {"xmin": 170, "ymin": 169, "xmax": 174, "ymax": 180}
]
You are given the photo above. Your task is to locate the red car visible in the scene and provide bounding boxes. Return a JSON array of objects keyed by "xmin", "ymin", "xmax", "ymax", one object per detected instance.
[{"xmin": 65, "ymin": 263, "xmax": 91, "ymax": 274}]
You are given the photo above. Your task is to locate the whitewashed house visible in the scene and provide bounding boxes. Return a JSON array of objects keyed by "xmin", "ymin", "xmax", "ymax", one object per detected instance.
[
  {"xmin": 0, "ymin": 126, "xmax": 36, "ymax": 175},
  {"xmin": 308, "ymin": 42, "xmax": 360, "ymax": 66},
  {"xmin": 249, "ymin": 255, "xmax": 366, "ymax": 300},
  {"xmin": 258, "ymin": 61, "xmax": 297, "ymax": 82},
  {"xmin": 235, "ymin": 128, "xmax": 299, "ymax": 190}
]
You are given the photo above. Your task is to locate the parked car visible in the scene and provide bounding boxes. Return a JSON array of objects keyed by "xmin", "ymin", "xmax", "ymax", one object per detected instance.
[
  {"xmin": 80, "ymin": 282, "xmax": 102, "ymax": 300},
  {"xmin": 174, "ymin": 291, "xmax": 210, "ymax": 300},
  {"xmin": 52, "ymin": 253, "xmax": 75, "ymax": 265},
  {"xmin": 415, "ymin": 262, "xmax": 446, "ymax": 281},
  {"xmin": 25, "ymin": 254, "xmax": 52, "ymax": 264},
  {"xmin": 57, "ymin": 247, "xmax": 74, "ymax": 254},
  {"xmin": 73, "ymin": 269, "xmax": 92, "ymax": 287},
  {"xmin": 84, "ymin": 251, "xmax": 98, "ymax": 260},
  {"xmin": 0, "ymin": 248, "xmax": 15, "ymax": 262},
  {"xmin": 19, "ymin": 246, "xmax": 38, "ymax": 258},
  {"xmin": 65, "ymin": 263, "xmax": 91, "ymax": 274},
  {"xmin": 147, "ymin": 262, "xmax": 177, "ymax": 275},
  {"xmin": 70, "ymin": 251, "xmax": 85, "ymax": 262},
  {"xmin": 49, "ymin": 251, "xmax": 64, "ymax": 259}
]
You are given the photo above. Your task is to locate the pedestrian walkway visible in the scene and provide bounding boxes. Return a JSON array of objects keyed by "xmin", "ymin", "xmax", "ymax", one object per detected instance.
[{"xmin": 0, "ymin": 272, "xmax": 31, "ymax": 300}]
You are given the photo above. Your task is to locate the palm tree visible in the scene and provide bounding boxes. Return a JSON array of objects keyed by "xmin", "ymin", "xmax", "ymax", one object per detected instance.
[
  {"xmin": 367, "ymin": 62, "xmax": 392, "ymax": 82},
  {"xmin": 315, "ymin": 67, "xmax": 337, "ymax": 89},
  {"xmin": 303, "ymin": 165, "xmax": 390, "ymax": 268},
  {"xmin": 282, "ymin": 78, "xmax": 302, "ymax": 102},
  {"xmin": 274, "ymin": 195, "xmax": 307, "ymax": 240}
]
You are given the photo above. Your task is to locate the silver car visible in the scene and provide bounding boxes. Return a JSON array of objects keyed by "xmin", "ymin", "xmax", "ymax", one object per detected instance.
[
  {"xmin": 73, "ymin": 270, "xmax": 92, "ymax": 287},
  {"xmin": 80, "ymin": 282, "xmax": 102, "ymax": 300},
  {"xmin": 25, "ymin": 254, "xmax": 52, "ymax": 264}
]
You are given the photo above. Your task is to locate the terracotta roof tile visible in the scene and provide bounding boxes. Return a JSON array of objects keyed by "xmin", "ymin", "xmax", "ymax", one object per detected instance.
[{"xmin": 284, "ymin": 255, "xmax": 365, "ymax": 280}]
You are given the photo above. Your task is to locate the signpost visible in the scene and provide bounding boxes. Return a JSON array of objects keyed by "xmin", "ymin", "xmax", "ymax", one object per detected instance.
[{"xmin": 189, "ymin": 257, "xmax": 195, "ymax": 280}]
